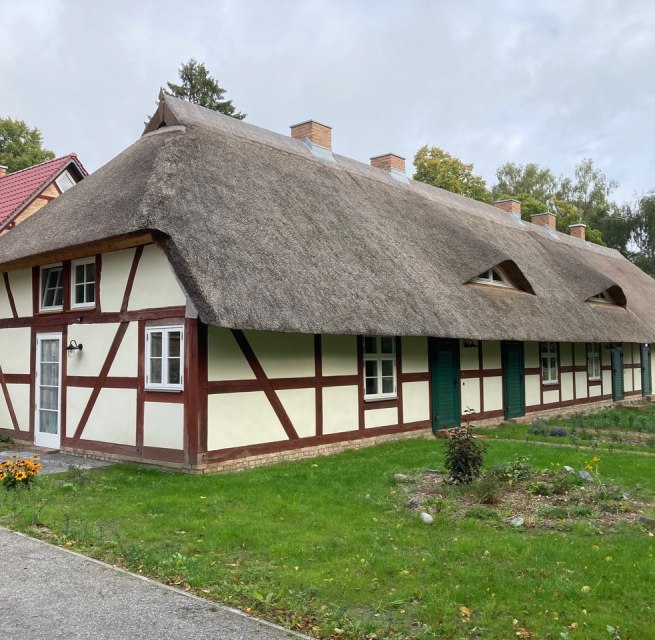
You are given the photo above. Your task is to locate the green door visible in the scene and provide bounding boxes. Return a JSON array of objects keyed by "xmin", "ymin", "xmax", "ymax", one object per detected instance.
[
  {"xmin": 611, "ymin": 343, "xmax": 624, "ymax": 401},
  {"xmin": 430, "ymin": 338, "xmax": 461, "ymax": 431},
  {"xmin": 502, "ymin": 341, "xmax": 525, "ymax": 420},
  {"xmin": 641, "ymin": 344, "xmax": 652, "ymax": 396}
]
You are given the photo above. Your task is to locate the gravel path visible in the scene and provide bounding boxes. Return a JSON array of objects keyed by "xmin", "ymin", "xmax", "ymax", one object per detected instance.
[{"xmin": 0, "ymin": 527, "xmax": 307, "ymax": 639}]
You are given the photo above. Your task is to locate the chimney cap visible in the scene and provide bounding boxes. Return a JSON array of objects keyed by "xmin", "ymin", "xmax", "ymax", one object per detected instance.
[
  {"xmin": 492, "ymin": 198, "xmax": 521, "ymax": 205},
  {"xmin": 569, "ymin": 222, "xmax": 587, "ymax": 228},
  {"xmin": 370, "ymin": 152, "xmax": 405, "ymax": 162},
  {"xmin": 289, "ymin": 119, "xmax": 332, "ymax": 130}
]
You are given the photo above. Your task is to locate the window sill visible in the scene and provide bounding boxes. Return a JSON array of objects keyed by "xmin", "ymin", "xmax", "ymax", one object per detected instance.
[
  {"xmin": 39, "ymin": 307, "xmax": 64, "ymax": 314},
  {"xmin": 145, "ymin": 388, "xmax": 183, "ymax": 394},
  {"xmin": 542, "ymin": 381, "xmax": 559, "ymax": 386},
  {"xmin": 364, "ymin": 396, "xmax": 397, "ymax": 403}
]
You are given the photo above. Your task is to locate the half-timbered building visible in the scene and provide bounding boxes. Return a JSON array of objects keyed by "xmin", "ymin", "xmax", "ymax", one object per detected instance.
[{"xmin": 0, "ymin": 93, "xmax": 653, "ymax": 471}]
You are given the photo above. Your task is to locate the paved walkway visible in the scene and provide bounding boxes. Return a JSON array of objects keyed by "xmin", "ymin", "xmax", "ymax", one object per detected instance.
[
  {"xmin": 0, "ymin": 449, "xmax": 110, "ymax": 474},
  {"xmin": 0, "ymin": 528, "xmax": 307, "ymax": 639}
]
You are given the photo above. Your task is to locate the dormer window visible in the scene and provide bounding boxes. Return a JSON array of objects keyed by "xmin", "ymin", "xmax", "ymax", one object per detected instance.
[
  {"xmin": 588, "ymin": 291, "xmax": 615, "ymax": 304},
  {"xmin": 586, "ymin": 285, "xmax": 626, "ymax": 307},
  {"xmin": 472, "ymin": 267, "xmax": 514, "ymax": 288},
  {"xmin": 55, "ymin": 170, "xmax": 75, "ymax": 193}
]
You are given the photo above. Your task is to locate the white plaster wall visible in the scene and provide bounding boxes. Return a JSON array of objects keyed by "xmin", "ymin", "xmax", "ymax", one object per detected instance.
[
  {"xmin": 246, "ymin": 331, "xmax": 314, "ymax": 379},
  {"xmin": 561, "ymin": 372, "xmax": 574, "ymax": 401},
  {"xmin": 128, "ymin": 245, "xmax": 187, "ymax": 311},
  {"xmin": 482, "ymin": 341, "xmax": 501, "ymax": 370},
  {"xmin": 81, "ymin": 388, "xmax": 136, "ymax": 445},
  {"xmin": 207, "ymin": 327, "xmax": 255, "ymax": 381},
  {"xmin": 7, "ymin": 384, "xmax": 30, "ymax": 432},
  {"xmin": 66, "ymin": 387, "xmax": 93, "ymax": 440},
  {"xmin": 459, "ymin": 342, "xmax": 478, "ymax": 371},
  {"xmin": 0, "ymin": 328, "xmax": 31, "ymax": 374},
  {"xmin": 623, "ymin": 343, "xmax": 633, "ymax": 365},
  {"xmin": 460, "ymin": 378, "xmax": 480, "ymax": 414},
  {"xmin": 602, "ymin": 370, "xmax": 612, "ymax": 396},
  {"xmin": 277, "ymin": 388, "xmax": 316, "ymax": 438},
  {"xmin": 624, "ymin": 367, "xmax": 633, "ymax": 393},
  {"xmin": 525, "ymin": 374, "xmax": 540, "ymax": 406},
  {"xmin": 402, "ymin": 381, "xmax": 430, "ymax": 423},
  {"xmin": 634, "ymin": 368, "xmax": 642, "ymax": 392},
  {"xmin": 8, "ymin": 269, "xmax": 32, "ymax": 317},
  {"xmin": 108, "ymin": 322, "xmax": 138, "ymax": 377},
  {"xmin": 100, "ymin": 248, "xmax": 134, "ymax": 312},
  {"xmin": 322, "ymin": 386, "xmax": 358, "ymax": 434},
  {"xmin": 560, "ymin": 343, "xmax": 573, "ymax": 367},
  {"xmin": 483, "ymin": 376, "xmax": 502, "ymax": 411},
  {"xmin": 67, "ymin": 323, "xmax": 122, "ymax": 378},
  {"xmin": 525, "ymin": 342, "xmax": 539, "ymax": 368},
  {"xmin": 322, "ymin": 335, "xmax": 357, "ymax": 376},
  {"xmin": 143, "ymin": 402, "xmax": 184, "ymax": 449},
  {"xmin": 364, "ymin": 407, "xmax": 397, "ymax": 428},
  {"xmin": 575, "ymin": 372, "xmax": 588, "ymax": 399},
  {"xmin": 589, "ymin": 384, "xmax": 602, "ymax": 398},
  {"xmin": 574, "ymin": 343, "xmax": 586, "ymax": 367},
  {"xmin": 207, "ymin": 391, "xmax": 287, "ymax": 450},
  {"xmin": 0, "ymin": 278, "xmax": 12, "ymax": 319},
  {"xmin": 543, "ymin": 389, "xmax": 559, "ymax": 404},
  {"xmin": 0, "ymin": 389, "xmax": 14, "ymax": 431},
  {"xmin": 402, "ymin": 337, "xmax": 428, "ymax": 373}
]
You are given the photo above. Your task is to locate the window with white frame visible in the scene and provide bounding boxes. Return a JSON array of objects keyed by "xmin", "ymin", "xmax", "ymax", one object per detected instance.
[
  {"xmin": 587, "ymin": 343, "xmax": 601, "ymax": 380},
  {"xmin": 40, "ymin": 265, "xmax": 64, "ymax": 311},
  {"xmin": 71, "ymin": 259, "xmax": 95, "ymax": 308},
  {"xmin": 540, "ymin": 342, "xmax": 558, "ymax": 384},
  {"xmin": 55, "ymin": 170, "xmax": 75, "ymax": 193},
  {"xmin": 363, "ymin": 336, "xmax": 396, "ymax": 400},
  {"xmin": 472, "ymin": 267, "xmax": 514, "ymax": 288},
  {"xmin": 145, "ymin": 326, "xmax": 184, "ymax": 391}
]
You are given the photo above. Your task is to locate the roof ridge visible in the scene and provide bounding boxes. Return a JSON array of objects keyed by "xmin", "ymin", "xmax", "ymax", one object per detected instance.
[{"xmin": 0, "ymin": 153, "xmax": 77, "ymax": 179}]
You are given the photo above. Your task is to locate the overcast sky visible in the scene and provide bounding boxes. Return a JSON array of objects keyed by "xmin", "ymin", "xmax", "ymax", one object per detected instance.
[{"xmin": 1, "ymin": 0, "xmax": 654, "ymax": 202}]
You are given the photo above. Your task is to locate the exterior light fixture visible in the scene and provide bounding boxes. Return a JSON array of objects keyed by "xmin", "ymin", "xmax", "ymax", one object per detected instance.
[{"xmin": 65, "ymin": 340, "xmax": 83, "ymax": 356}]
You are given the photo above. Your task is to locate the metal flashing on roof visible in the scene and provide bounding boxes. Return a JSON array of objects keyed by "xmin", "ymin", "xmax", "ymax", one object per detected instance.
[
  {"xmin": 511, "ymin": 213, "xmax": 526, "ymax": 226},
  {"xmin": 546, "ymin": 227, "xmax": 560, "ymax": 240},
  {"xmin": 389, "ymin": 167, "xmax": 409, "ymax": 184},
  {"xmin": 302, "ymin": 137, "xmax": 335, "ymax": 163}
]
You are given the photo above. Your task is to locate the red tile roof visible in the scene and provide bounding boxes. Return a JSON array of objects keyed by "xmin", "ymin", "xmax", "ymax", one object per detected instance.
[{"xmin": 0, "ymin": 154, "xmax": 88, "ymax": 228}]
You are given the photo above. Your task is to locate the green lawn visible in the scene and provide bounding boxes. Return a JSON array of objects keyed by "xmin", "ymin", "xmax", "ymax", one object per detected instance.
[{"xmin": 2, "ymin": 438, "xmax": 654, "ymax": 639}]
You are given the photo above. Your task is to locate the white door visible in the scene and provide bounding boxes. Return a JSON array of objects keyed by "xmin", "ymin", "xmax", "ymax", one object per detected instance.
[{"xmin": 35, "ymin": 333, "xmax": 62, "ymax": 449}]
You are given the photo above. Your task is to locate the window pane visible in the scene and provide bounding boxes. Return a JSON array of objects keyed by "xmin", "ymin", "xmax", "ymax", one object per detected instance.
[
  {"xmin": 168, "ymin": 331, "xmax": 181, "ymax": 358},
  {"xmin": 492, "ymin": 270, "xmax": 503, "ymax": 282},
  {"xmin": 382, "ymin": 376, "xmax": 394, "ymax": 394},
  {"xmin": 150, "ymin": 358, "xmax": 162, "ymax": 384},
  {"xmin": 85, "ymin": 283, "xmax": 95, "ymax": 302},
  {"xmin": 85, "ymin": 263, "xmax": 95, "ymax": 280},
  {"xmin": 364, "ymin": 337, "xmax": 377, "ymax": 355},
  {"xmin": 40, "ymin": 387, "xmax": 58, "ymax": 411},
  {"xmin": 380, "ymin": 337, "xmax": 394, "ymax": 354},
  {"xmin": 381, "ymin": 359, "xmax": 394, "ymax": 376},
  {"xmin": 365, "ymin": 377, "xmax": 378, "ymax": 395},
  {"xmin": 75, "ymin": 264, "xmax": 85, "ymax": 282},
  {"xmin": 168, "ymin": 358, "xmax": 181, "ymax": 385},
  {"xmin": 365, "ymin": 360, "xmax": 378, "ymax": 378},
  {"xmin": 150, "ymin": 332, "xmax": 163, "ymax": 358},
  {"xmin": 39, "ymin": 410, "xmax": 57, "ymax": 434}
]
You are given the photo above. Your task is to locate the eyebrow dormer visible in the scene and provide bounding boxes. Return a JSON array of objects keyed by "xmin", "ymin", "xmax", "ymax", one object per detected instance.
[
  {"xmin": 586, "ymin": 285, "xmax": 626, "ymax": 307},
  {"xmin": 467, "ymin": 260, "xmax": 534, "ymax": 295}
]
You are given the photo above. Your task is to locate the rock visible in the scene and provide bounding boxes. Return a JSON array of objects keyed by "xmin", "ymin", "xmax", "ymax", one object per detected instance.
[
  {"xmin": 577, "ymin": 470, "xmax": 594, "ymax": 483},
  {"xmin": 510, "ymin": 516, "xmax": 524, "ymax": 527},
  {"xmin": 639, "ymin": 515, "xmax": 655, "ymax": 528},
  {"xmin": 419, "ymin": 512, "xmax": 434, "ymax": 525},
  {"xmin": 393, "ymin": 473, "xmax": 410, "ymax": 483},
  {"xmin": 405, "ymin": 497, "xmax": 420, "ymax": 509},
  {"xmin": 562, "ymin": 466, "xmax": 574, "ymax": 473}
]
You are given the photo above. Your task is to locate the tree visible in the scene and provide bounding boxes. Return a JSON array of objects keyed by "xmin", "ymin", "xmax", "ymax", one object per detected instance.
[
  {"xmin": 0, "ymin": 117, "xmax": 55, "ymax": 173},
  {"xmin": 165, "ymin": 59, "xmax": 246, "ymax": 119},
  {"xmin": 492, "ymin": 162, "xmax": 558, "ymax": 203},
  {"xmin": 628, "ymin": 192, "xmax": 655, "ymax": 276},
  {"xmin": 413, "ymin": 146, "xmax": 491, "ymax": 203}
]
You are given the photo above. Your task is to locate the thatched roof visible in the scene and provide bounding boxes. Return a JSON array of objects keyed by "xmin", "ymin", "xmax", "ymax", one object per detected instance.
[{"xmin": 1, "ymin": 93, "xmax": 654, "ymax": 343}]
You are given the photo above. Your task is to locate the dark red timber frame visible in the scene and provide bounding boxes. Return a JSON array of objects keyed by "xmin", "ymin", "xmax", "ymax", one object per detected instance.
[{"xmin": 0, "ymin": 242, "xmax": 198, "ymax": 464}]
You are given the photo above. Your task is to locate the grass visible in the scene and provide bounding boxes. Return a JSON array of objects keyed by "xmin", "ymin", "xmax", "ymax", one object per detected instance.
[{"xmin": 1, "ymin": 439, "xmax": 655, "ymax": 639}]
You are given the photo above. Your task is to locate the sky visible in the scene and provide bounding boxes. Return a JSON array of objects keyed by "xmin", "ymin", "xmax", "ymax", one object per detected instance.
[{"xmin": 1, "ymin": 0, "xmax": 654, "ymax": 203}]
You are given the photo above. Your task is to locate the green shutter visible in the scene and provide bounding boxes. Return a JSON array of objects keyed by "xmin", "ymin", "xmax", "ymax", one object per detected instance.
[
  {"xmin": 611, "ymin": 343, "xmax": 624, "ymax": 401},
  {"xmin": 641, "ymin": 344, "xmax": 652, "ymax": 396},
  {"xmin": 502, "ymin": 341, "xmax": 525, "ymax": 419},
  {"xmin": 430, "ymin": 339, "xmax": 461, "ymax": 430}
]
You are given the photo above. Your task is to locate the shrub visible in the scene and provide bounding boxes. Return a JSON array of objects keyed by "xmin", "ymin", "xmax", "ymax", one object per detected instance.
[
  {"xmin": 473, "ymin": 474, "xmax": 504, "ymax": 505},
  {"xmin": 489, "ymin": 456, "xmax": 532, "ymax": 483},
  {"xmin": 548, "ymin": 427, "xmax": 568, "ymax": 437},
  {"xmin": 443, "ymin": 426, "xmax": 487, "ymax": 485},
  {"xmin": 528, "ymin": 482, "xmax": 552, "ymax": 496},
  {"xmin": 528, "ymin": 420, "xmax": 549, "ymax": 435},
  {"xmin": 0, "ymin": 434, "xmax": 13, "ymax": 444},
  {"xmin": 551, "ymin": 472, "xmax": 580, "ymax": 495}
]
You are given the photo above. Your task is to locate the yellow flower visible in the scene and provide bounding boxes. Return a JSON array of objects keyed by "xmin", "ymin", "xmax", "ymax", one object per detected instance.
[
  {"xmin": 591, "ymin": 456, "xmax": 601, "ymax": 463},
  {"xmin": 584, "ymin": 464, "xmax": 593, "ymax": 471}
]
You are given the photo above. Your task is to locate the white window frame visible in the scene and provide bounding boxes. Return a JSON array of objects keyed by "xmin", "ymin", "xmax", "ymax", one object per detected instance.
[
  {"xmin": 55, "ymin": 170, "xmax": 75, "ymax": 193},
  {"xmin": 363, "ymin": 336, "xmax": 397, "ymax": 401},
  {"xmin": 472, "ymin": 267, "xmax": 514, "ymax": 288},
  {"xmin": 588, "ymin": 291, "xmax": 615, "ymax": 304},
  {"xmin": 71, "ymin": 258, "xmax": 96, "ymax": 309},
  {"xmin": 541, "ymin": 341, "xmax": 559, "ymax": 385},
  {"xmin": 40, "ymin": 263, "xmax": 64, "ymax": 312},
  {"xmin": 587, "ymin": 343, "xmax": 601, "ymax": 381},
  {"xmin": 145, "ymin": 326, "xmax": 184, "ymax": 391}
]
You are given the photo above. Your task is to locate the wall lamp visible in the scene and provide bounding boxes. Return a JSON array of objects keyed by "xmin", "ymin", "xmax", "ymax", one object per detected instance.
[{"xmin": 65, "ymin": 340, "xmax": 83, "ymax": 357}]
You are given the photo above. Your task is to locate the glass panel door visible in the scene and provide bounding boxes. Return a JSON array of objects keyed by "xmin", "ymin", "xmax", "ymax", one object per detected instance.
[{"xmin": 35, "ymin": 333, "xmax": 62, "ymax": 448}]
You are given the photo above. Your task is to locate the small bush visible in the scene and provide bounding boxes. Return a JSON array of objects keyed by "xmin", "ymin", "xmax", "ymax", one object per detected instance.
[
  {"xmin": 528, "ymin": 420, "xmax": 549, "ymax": 435},
  {"xmin": 0, "ymin": 434, "xmax": 13, "ymax": 444},
  {"xmin": 489, "ymin": 456, "xmax": 532, "ymax": 483},
  {"xmin": 548, "ymin": 427, "xmax": 568, "ymax": 437},
  {"xmin": 529, "ymin": 482, "xmax": 552, "ymax": 496},
  {"xmin": 443, "ymin": 426, "xmax": 487, "ymax": 485},
  {"xmin": 473, "ymin": 474, "xmax": 504, "ymax": 505}
]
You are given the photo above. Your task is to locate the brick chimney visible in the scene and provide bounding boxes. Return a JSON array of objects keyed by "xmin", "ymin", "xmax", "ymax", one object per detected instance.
[
  {"xmin": 0, "ymin": 165, "xmax": 7, "ymax": 178},
  {"xmin": 492, "ymin": 199, "xmax": 521, "ymax": 215},
  {"xmin": 370, "ymin": 153, "xmax": 405, "ymax": 173},
  {"xmin": 531, "ymin": 211, "xmax": 557, "ymax": 229},
  {"xmin": 290, "ymin": 120, "xmax": 332, "ymax": 150},
  {"xmin": 569, "ymin": 223, "xmax": 586, "ymax": 240}
]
